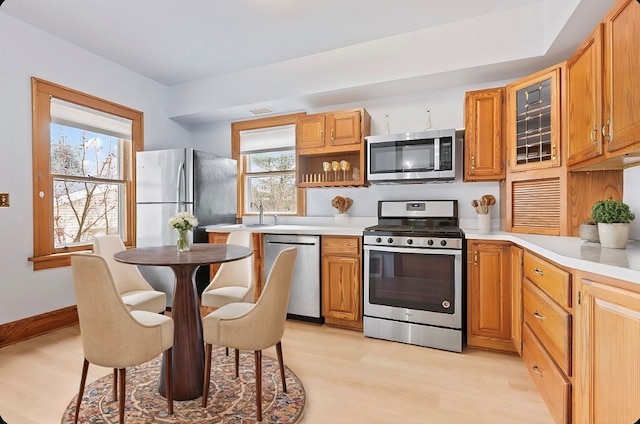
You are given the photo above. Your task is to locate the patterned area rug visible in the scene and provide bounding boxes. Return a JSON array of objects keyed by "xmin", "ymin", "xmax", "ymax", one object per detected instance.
[{"xmin": 61, "ymin": 347, "xmax": 306, "ymax": 423}]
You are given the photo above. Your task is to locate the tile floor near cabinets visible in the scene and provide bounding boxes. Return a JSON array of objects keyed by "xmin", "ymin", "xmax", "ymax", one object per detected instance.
[{"xmin": 0, "ymin": 320, "xmax": 553, "ymax": 424}]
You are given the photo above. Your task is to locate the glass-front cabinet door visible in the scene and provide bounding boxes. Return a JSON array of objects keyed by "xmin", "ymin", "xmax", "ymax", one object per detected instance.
[{"xmin": 507, "ymin": 64, "xmax": 562, "ymax": 171}]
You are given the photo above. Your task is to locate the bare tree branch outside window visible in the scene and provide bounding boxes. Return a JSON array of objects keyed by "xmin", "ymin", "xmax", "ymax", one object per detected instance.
[{"xmin": 50, "ymin": 125, "xmax": 126, "ymax": 247}]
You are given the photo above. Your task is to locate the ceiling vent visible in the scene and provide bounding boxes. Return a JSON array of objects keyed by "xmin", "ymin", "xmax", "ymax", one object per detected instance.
[{"xmin": 249, "ymin": 106, "xmax": 275, "ymax": 115}]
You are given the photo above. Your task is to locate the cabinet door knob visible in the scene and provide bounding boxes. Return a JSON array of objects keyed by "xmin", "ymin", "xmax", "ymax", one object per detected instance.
[
  {"xmin": 591, "ymin": 124, "xmax": 599, "ymax": 147},
  {"xmin": 331, "ymin": 128, "xmax": 335, "ymax": 140},
  {"xmin": 533, "ymin": 268, "xmax": 544, "ymax": 276},
  {"xmin": 534, "ymin": 311, "xmax": 546, "ymax": 321}
]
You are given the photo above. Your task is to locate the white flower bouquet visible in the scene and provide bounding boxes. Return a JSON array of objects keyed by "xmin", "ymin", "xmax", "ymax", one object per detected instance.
[
  {"xmin": 169, "ymin": 212, "xmax": 198, "ymax": 251},
  {"xmin": 168, "ymin": 211, "xmax": 199, "ymax": 231}
]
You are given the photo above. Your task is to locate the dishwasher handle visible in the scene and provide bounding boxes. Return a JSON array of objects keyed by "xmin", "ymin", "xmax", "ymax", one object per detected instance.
[
  {"xmin": 264, "ymin": 234, "xmax": 319, "ymax": 246},
  {"xmin": 266, "ymin": 240, "xmax": 317, "ymax": 246}
]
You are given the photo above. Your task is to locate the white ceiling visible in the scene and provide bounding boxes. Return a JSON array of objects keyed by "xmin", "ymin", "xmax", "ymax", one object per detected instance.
[{"xmin": 1, "ymin": 0, "xmax": 615, "ymax": 124}]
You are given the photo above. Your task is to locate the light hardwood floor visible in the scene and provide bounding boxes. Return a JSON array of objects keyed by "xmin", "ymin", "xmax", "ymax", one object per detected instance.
[{"xmin": 0, "ymin": 320, "xmax": 553, "ymax": 423}]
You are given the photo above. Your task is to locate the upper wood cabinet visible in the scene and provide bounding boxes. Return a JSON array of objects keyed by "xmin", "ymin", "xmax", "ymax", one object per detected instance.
[
  {"xmin": 296, "ymin": 108, "xmax": 370, "ymax": 188},
  {"xmin": 567, "ymin": 0, "xmax": 640, "ymax": 170},
  {"xmin": 506, "ymin": 64, "xmax": 563, "ymax": 172},
  {"xmin": 602, "ymin": 0, "xmax": 640, "ymax": 154},
  {"xmin": 464, "ymin": 87, "xmax": 505, "ymax": 181},
  {"xmin": 566, "ymin": 24, "xmax": 604, "ymax": 167},
  {"xmin": 467, "ymin": 240, "xmax": 515, "ymax": 353}
]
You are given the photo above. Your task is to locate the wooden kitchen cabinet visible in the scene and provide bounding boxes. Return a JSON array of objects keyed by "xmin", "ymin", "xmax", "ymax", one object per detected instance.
[
  {"xmin": 566, "ymin": 24, "xmax": 604, "ymax": 168},
  {"xmin": 296, "ymin": 108, "xmax": 370, "ymax": 188},
  {"xmin": 321, "ymin": 235, "xmax": 362, "ymax": 330},
  {"xmin": 207, "ymin": 232, "xmax": 264, "ymax": 301},
  {"xmin": 506, "ymin": 64, "xmax": 562, "ymax": 172},
  {"xmin": 522, "ymin": 251, "xmax": 572, "ymax": 424},
  {"xmin": 574, "ymin": 273, "xmax": 640, "ymax": 424},
  {"xmin": 510, "ymin": 245, "xmax": 524, "ymax": 355},
  {"xmin": 566, "ymin": 0, "xmax": 640, "ymax": 170},
  {"xmin": 464, "ymin": 87, "xmax": 505, "ymax": 181},
  {"xmin": 602, "ymin": 0, "xmax": 640, "ymax": 155},
  {"xmin": 467, "ymin": 240, "xmax": 515, "ymax": 352}
]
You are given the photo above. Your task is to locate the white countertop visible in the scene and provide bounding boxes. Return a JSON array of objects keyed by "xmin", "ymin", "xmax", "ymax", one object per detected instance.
[
  {"xmin": 204, "ymin": 216, "xmax": 375, "ymax": 237},
  {"xmin": 205, "ymin": 223, "xmax": 366, "ymax": 236},
  {"xmin": 207, "ymin": 218, "xmax": 640, "ymax": 285},
  {"xmin": 464, "ymin": 229, "xmax": 640, "ymax": 284}
]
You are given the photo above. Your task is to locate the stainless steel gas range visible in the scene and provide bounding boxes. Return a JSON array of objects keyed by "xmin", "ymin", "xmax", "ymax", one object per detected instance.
[{"xmin": 363, "ymin": 200, "xmax": 464, "ymax": 352}]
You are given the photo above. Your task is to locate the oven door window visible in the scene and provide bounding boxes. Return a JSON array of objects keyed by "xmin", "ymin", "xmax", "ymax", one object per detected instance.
[
  {"xmin": 369, "ymin": 139, "xmax": 435, "ymax": 174},
  {"xmin": 368, "ymin": 249, "xmax": 455, "ymax": 314}
]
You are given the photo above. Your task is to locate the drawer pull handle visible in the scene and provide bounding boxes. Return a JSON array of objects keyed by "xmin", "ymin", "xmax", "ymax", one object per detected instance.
[
  {"xmin": 533, "ymin": 268, "xmax": 544, "ymax": 276},
  {"xmin": 534, "ymin": 311, "xmax": 545, "ymax": 321},
  {"xmin": 532, "ymin": 363, "xmax": 544, "ymax": 377}
]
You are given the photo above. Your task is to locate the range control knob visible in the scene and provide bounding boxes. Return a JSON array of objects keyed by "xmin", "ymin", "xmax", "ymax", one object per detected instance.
[
  {"xmin": 387, "ymin": 238, "xmax": 394, "ymax": 244},
  {"xmin": 427, "ymin": 239, "xmax": 434, "ymax": 246},
  {"xmin": 440, "ymin": 239, "xmax": 447, "ymax": 247},
  {"xmin": 375, "ymin": 237, "xmax": 382, "ymax": 243},
  {"xmin": 407, "ymin": 238, "xmax": 413, "ymax": 245}
]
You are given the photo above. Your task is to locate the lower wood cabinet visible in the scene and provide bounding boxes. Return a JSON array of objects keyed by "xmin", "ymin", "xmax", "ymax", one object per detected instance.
[
  {"xmin": 575, "ymin": 274, "xmax": 640, "ymax": 424},
  {"xmin": 522, "ymin": 323, "xmax": 571, "ymax": 424},
  {"xmin": 467, "ymin": 240, "xmax": 515, "ymax": 352},
  {"xmin": 321, "ymin": 235, "xmax": 362, "ymax": 330},
  {"xmin": 510, "ymin": 245, "xmax": 524, "ymax": 355}
]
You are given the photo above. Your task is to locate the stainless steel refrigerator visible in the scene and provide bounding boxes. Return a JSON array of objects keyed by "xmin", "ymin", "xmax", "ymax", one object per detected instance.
[{"xmin": 136, "ymin": 148, "xmax": 237, "ymax": 307}]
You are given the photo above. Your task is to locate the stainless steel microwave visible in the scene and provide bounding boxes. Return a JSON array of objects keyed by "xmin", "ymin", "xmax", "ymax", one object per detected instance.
[{"xmin": 365, "ymin": 129, "xmax": 456, "ymax": 183}]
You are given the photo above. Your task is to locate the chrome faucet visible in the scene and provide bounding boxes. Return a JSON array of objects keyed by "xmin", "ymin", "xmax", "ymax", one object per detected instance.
[
  {"xmin": 273, "ymin": 214, "xmax": 279, "ymax": 226},
  {"xmin": 251, "ymin": 201, "xmax": 264, "ymax": 224}
]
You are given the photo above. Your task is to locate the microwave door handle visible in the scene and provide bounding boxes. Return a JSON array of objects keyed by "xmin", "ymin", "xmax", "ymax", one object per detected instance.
[{"xmin": 433, "ymin": 138, "xmax": 441, "ymax": 171}]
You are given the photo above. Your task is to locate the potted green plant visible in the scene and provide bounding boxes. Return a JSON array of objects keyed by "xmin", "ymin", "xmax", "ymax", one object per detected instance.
[{"xmin": 591, "ymin": 199, "xmax": 635, "ymax": 249}]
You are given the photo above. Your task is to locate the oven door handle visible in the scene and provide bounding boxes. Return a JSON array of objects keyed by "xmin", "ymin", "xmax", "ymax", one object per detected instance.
[{"xmin": 363, "ymin": 244, "xmax": 462, "ymax": 256}]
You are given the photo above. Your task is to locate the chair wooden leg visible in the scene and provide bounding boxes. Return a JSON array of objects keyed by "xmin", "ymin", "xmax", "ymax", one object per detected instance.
[
  {"xmin": 165, "ymin": 348, "xmax": 173, "ymax": 415},
  {"xmin": 225, "ymin": 347, "xmax": 229, "ymax": 356},
  {"xmin": 235, "ymin": 349, "xmax": 240, "ymax": 377},
  {"xmin": 202, "ymin": 344, "xmax": 213, "ymax": 408},
  {"xmin": 74, "ymin": 358, "xmax": 90, "ymax": 424},
  {"xmin": 276, "ymin": 341, "xmax": 287, "ymax": 393},
  {"xmin": 255, "ymin": 350, "xmax": 262, "ymax": 422},
  {"xmin": 112, "ymin": 368, "xmax": 118, "ymax": 401},
  {"xmin": 118, "ymin": 368, "xmax": 126, "ymax": 424}
]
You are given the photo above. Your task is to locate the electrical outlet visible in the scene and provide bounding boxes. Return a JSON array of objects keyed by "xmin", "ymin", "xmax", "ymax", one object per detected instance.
[{"xmin": 0, "ymin": 193, "xmax": 9, "ymax": 207}]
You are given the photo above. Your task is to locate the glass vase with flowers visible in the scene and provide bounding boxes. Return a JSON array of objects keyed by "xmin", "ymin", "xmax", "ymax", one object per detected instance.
[{"xmin": 168, "ymin": 211, "xmax": 199, "ymax": 252}]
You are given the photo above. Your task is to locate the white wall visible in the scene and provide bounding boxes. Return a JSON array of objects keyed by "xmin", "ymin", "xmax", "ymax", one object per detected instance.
[
  {"xmin": 0, "ymin": 13, "xmax": 192, "ymax": 324},
  {"xmin": 624, "ymin": 167, "xmax": 640, "ymax": 240},
  {"xmin": 191, "ymin": 82, "xmax": 507, "ymax": 227}
]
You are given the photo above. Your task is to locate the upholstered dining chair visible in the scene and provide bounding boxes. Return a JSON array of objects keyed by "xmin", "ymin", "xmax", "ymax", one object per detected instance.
[
  {"xmin": 70, "ymin": 253, "xmax": 174, "ymax": 424},
  {"xmin": 201, "ymin": 247, "xmax": 297, "ymax": 422},
  {"xmin": 201, "ymin": 230, "xmax": 255, "ymax": 308},
  {"xmin": 93, "ymin": 235, "xmax": 166, "ymax": 314}
]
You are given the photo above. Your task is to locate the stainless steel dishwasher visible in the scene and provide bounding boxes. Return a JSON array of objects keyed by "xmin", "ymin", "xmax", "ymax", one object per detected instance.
[{"xmin": 263, "ymin": 234, "xmax": 321, "ymax": 323}]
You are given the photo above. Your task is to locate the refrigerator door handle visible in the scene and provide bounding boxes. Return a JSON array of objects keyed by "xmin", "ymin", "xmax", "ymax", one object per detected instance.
[{"xmin": 176, "ymin": 160, "xmax": 185, "ymax": 212}]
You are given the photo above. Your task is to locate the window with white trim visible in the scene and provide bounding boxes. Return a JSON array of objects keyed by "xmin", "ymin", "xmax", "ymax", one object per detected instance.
[{"xmin": 240, "ymin": 124, "xmax": 297, "ymax": 214}]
